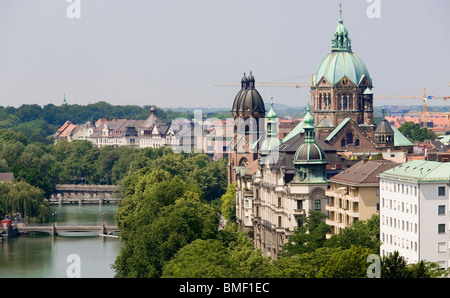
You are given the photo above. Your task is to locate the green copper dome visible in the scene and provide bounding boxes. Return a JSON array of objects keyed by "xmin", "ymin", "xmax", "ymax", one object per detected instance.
[
  {"xmin": 313, "ymin": 9, "xmax": 372, "ymax": 87},
  {"xmin": 294, "ymin": 105, "xmax": 327, "ymax": 165}
]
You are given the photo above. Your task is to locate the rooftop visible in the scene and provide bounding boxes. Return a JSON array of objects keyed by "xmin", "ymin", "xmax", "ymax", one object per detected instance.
[
  {"xmin": 329, "ymin": 159, "xmax": 398, "ymax": 186},
  {"xmin": 378, "ymin": 160, "xmax": 450, "ymax": 183}
]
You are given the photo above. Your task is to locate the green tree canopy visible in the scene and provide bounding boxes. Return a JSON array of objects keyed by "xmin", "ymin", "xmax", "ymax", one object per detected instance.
[
  {"xmin": 325, "ymin": 214, "xmax": 380, "ymax": 254},
  {"xmin": 282, "ymin": 211, "xmax": 330, "ymax": 256},
  {"xmin": 398, "ymin": 121, "xmax": 437, "ymax": 142},
  {"xmin": 317, "ymin": 245, "xmax": 373, "ymax": 278},
  {"xmin": 161, "ymin": 223, "xmax": 270, "ymax": 278}
]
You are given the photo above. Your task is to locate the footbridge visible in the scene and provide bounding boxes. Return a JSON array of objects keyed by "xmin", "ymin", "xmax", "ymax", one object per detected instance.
[
  {"xmin": 49, "ymin": 184, "xmax": 121, "ymax": 205},
  {"xmin": 17, "ymin": 223, "xmax": 119, "ymax": 236}
]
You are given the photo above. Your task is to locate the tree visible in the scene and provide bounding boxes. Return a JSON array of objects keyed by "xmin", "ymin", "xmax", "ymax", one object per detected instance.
[
  {"xmin": 325, "ymin": 214, "xmax": 380, "ymax": 254},
  {"xmin": 282, "ymin": 211, "xmax": 330, "ymax": 256},
  {"xmin": 381, "ymin": 251, "xmax": 411, "ymax": 278},
  {"xmin": 398, "ymin": 121, "xmax": 436, "ymax": 142},
  {"xmin": 317, "ymin": 245, "xmax": 373, "ymax": 278},
  {"xmin": 113, "ymin": 195, "xmax": 220, "ymax": 278},
  {"xmin": 220, "ymin": 183, "xmax": 237, "ymax": 223},
  {"xmin": 161, "ymin": 223, "xmax": 270, "ymax": 278},
  {"xmin": 161, "ymin": 239, "xmax": 233, "ymax": 278},
  {"xmin": 269, "ymin": 247, "xmax": 341, "ymax": 278},
  {"xmin": 0, "ymin": 180, "xmax": 49, "ymax": 223}
]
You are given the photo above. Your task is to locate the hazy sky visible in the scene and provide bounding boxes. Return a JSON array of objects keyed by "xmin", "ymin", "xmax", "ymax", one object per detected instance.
[{"xmin": 0, "ymin": 0, "xmax": 449, "ymax": 109}]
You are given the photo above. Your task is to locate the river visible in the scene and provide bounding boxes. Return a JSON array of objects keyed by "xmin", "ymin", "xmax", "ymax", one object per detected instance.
[{"xmin": 0, "ymin": 204, "xmax": 123, "ymax": 278}]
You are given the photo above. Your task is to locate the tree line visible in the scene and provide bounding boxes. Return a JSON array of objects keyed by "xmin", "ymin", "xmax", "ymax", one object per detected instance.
[{"xmin": 0, "ymin": 102, "xmax": 233, "ymax": 145}]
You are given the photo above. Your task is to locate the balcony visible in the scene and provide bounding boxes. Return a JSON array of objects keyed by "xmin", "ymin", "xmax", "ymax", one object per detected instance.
[
  {"xmin": 325, "ymin": 190, "xmax": 337, "ymax": 197},
  {"xmin": 346, "ymin": 194, "xmax": 359, "ymax": 203},
  {"xmin": 275, "ymin": 206, "xmax": 284, "ymax": 214},
  {"xmin": 243, "ymin": 191, "xmax": 253, "ymax": 198},
  {"xmin": 294, "ymin": 209, "xmax": 306, "ymax": 215},
  {"xmin": 325, "ymin": 204, "xmax": 336, "ymax": 212},
  {"xmin": 325, "ymin": 219, "xmax": 336, "ymax": 226}
]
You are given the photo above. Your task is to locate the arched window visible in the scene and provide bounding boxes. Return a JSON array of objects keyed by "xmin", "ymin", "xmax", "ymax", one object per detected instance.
[
  {"xmin": 239, "ymin": 157, "xmax": 248, "ymax": 167},
  {"xmin": 346, "ymin": 132, "xmax": 353, "ymax": 144}
]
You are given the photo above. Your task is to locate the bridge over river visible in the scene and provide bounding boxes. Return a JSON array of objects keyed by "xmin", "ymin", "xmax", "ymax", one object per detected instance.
[
  {"xmin": 49, "ymin": 184, "xmax": 121, "ymax": 205},
  {"xmin": 16, "ymin": 223, "xmax": 119, "ymax": 237}
]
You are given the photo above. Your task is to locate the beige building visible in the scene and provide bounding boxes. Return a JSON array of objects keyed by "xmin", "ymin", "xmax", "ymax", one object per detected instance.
[{"xmin": 325, "ymin": 159, "xmax": 399, "ymax": 236}]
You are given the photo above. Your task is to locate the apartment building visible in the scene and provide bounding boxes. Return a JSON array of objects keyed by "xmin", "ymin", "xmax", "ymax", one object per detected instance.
[
  {"xmin": 379, "ymin": 160, "xmax": 450, "ymax": 269},
  {"xmin": 325, "ymin": 159, "xmax": 399, "ymax": 236}
]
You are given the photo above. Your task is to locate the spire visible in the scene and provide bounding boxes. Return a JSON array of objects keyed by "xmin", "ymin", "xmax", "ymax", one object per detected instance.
[
  {"xmin": 303, "ymin": 104, "xmax": 315, "ymax": 143},
  {"xmin": 266, "ymin": 97, "xmax": 278, "ymax": 136},
  {"xmin": 241, "ymin": 72, "xmax": 248, "ymax": 89},
  {"xmin": 332, "ymin": 3, "xmax": 352, "ymax": 52},
  {"xmin": 247, "ymin": 71, "xmax": 255, "ymax": 89}
]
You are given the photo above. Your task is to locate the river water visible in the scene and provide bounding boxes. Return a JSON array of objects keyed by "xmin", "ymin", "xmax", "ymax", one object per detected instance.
[{"xmin": 0, "ymin": 204, "xmax": 123, "ymax": 278}]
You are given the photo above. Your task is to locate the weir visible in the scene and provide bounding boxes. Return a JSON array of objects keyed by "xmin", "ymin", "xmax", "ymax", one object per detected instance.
[{"xmin": 49, "ymin": 184, "xmax": 121, "ymax": 205}]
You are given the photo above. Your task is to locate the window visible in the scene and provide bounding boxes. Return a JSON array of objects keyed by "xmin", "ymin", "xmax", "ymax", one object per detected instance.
[
  {"xmin": 297, "ymin": 200, "xmax": 303, "ymax": 210},
  {"xmin": 297, "ymin": 218, "xmax": 303, "ymax": 227},
  {"xmin": 438, "ymin": 205, "xmax": 446, "ymax": 215},
  {"xmin": 278, "ymin": 197, "xmax": 282, "ymax": 208},
  {"xmin": 438, "ymin": 186, "xmax": 446, "ymax": 197},
  {"xmin": 314, "ymin": 199, "xmax": 321, "ymax": 211},
  {"xmin": 438, "ymin": 242, "xmax": 447, "ymax": 253},
  {"xmin": 278, "ymin": 216, "xmax": 282, "ymax": 228},
  {"xmin": 438, "ymin": 224, "xmax": 446, "ymax": 234}
]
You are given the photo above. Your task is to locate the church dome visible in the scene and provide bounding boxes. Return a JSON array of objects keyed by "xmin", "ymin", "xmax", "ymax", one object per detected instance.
[
  {"xmin": 313, "ymin": 9, "xmax": 372, "ymax": 87},
  {"xmin": 294, "ymin": 105, "xmax": 327, "ymax": 164},
  {"xmin": 294, "ymin": 142, "xmax": 327, "ymax": 164},
  {"xmin": 232, "ymin": 71, "xmax": 266, "ymax": 118},
  {"xmin": 314, "ymin": 51, "xmax": 372, "ymax": 87}
]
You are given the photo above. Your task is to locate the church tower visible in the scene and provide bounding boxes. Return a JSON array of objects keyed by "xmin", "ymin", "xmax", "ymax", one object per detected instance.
[
  {"xmin": 311, "ymin": 5, "xmax": 374, "ymax": 139},
  {"xmin": 228, "ymin": 72, "xmax": 266, "ymax": 184}
]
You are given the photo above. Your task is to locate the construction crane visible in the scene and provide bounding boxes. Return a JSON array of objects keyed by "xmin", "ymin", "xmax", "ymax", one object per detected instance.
[
  {"xmin": 214, "ymin": 82, "xmax": 311, "ymax": 88},
  {"xmin": 375, "ymin": 88, "xmax": 450, "ymax": 128}
]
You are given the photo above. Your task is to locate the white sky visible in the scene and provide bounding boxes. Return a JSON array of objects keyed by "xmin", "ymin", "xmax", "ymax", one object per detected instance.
[{"xmin": 0, "ymin": 0, "xmax": 449, "ymax": 109}]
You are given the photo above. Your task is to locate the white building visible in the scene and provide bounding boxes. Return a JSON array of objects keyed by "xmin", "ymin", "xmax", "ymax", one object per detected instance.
[{"xmin": 379, "ymin": 160, "xmax": 450, "ymax": 269}]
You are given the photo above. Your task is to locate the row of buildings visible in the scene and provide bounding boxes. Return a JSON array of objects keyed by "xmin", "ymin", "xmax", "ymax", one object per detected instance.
[{"xmin": 228, "ymin": 7, "xmax": 450, "ymax": 271}]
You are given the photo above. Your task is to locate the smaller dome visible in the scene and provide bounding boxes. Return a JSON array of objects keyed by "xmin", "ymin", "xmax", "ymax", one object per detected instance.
[
  {"xmin": 260, "ymin": 136, "xmax": 283, "ymax": 154},
  {"xmin": 294, "ymin": 142, "xmax": 327, "ymax": 164},
  {"xmin": 294, "ymin": 104, "xmax": 327, "ymax": 164}
]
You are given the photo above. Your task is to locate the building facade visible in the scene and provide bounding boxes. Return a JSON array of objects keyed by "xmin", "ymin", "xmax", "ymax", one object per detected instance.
[
  {"xmin": 379, "ymin": 160, "xmax": 450, "ymax": 269},
  {"xmin": 326, "ymin": 159, "xmax": 399, "ymax": 236}
]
